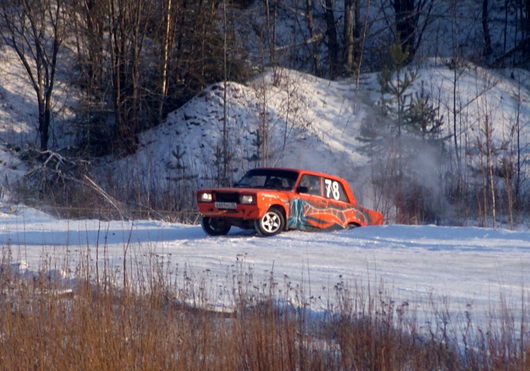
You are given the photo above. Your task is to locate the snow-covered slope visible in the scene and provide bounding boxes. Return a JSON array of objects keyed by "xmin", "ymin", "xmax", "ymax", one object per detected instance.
[
  {"xmin": 104, "ymin": 68, "xmax": 383, "ymax": 207},
  {"xmin": 0, "ymin": 45, "xmax": 79, "ymax": 198},
  {"xmin": 0, "ymin": 46, "xmax": 78, "ymax": 148},
  {"xmin": 0, "ymin": 143, "xmax": 25, "ymax": 202},
  {"xmin": 362, "ymin": 59, "xmax": 530, "ymax": 155},
  {"xmin": 103, "ymin": 62, "xmax": 530, "ymax": 214},
  {"xmin": 0, "ymin": 47, "xmax": 39, "ymax": 145}
]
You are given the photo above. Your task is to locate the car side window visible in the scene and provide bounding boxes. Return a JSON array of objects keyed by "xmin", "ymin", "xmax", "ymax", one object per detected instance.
[
  {"xmin": 299, "ymin": 175, "xmax": 321, "ymax": 196},
  {"xmin": 323, "ymin": 178, "xmax": 348, "ymax": 202}
]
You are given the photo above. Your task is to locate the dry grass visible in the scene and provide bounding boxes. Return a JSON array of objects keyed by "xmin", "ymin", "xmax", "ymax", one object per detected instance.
[{"xmin": 0, "ymin": 253, "xmax": 528, "ymax": 370}]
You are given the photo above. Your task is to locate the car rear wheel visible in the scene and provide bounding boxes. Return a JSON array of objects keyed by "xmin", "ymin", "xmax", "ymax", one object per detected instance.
[
  {"xmin": 254, "ymin": 207, "xmax": 285, "ymax": 236},
  {"xmin": 201, "ymin": 217, "xmax": 231, "ymax": 236}
]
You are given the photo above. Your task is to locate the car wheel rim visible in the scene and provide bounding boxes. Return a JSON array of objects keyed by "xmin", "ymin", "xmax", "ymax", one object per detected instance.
[
  {"xmin": 211, "ymin": 220, "xmax": 222, "ymax": 231},
  {"xmin": 262, "ymin": 212, "xmax": 280, "ymax": 233}
]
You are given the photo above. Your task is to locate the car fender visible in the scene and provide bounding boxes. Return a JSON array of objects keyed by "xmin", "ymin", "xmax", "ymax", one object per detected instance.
[{"xmin": 256, "ymin": 192, "xmax": 290, "ymax": 218}]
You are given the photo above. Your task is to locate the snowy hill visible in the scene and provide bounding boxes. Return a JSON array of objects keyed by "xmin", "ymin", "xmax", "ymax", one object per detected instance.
[
  {"xmin": 0, "ymin": 46, "xmax": 78, "ymax": 148},
  {"xmin": 102, "ymin": 68, "xmax": 384, "ymax": 208},
  {"xmin": 362, "ymin": 59, "xmax": 530, "ymax": 172},
  {"xmin": 97, "ymin": 62, "xmax": 530, "ymax": 220},
  {"xmin": 0, "ymin": 45, "xmax": 78, "ymax": 201},
  {"xmin": 0, "ymin": 38, "xmax": 528, "ymax": 222}
]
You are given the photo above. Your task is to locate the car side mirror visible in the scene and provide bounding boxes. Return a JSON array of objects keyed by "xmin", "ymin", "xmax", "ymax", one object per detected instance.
[{"xmin": 297, "ymin": 186, "xmax": 308, "ymax": 193}]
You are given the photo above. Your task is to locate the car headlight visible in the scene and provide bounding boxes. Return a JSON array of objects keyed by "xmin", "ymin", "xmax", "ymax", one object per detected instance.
[
  {"xmin": 198, "ymin": 192, "xmax": 213, "ymax": 202},
  {"xmin": 239, "ymin": 194, "xmax": 255, "ymax": 204}
]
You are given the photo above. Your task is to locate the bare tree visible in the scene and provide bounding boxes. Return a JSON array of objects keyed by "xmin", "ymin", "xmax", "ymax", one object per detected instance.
[
  {"xmin": 105, "ymin": 0, "xmax": 151, "ymax": 154},
  {"xmin": 482, "ymin": 0, "xmax": 493, "ymax": 59},
  {"xmin": 447, "ymin": 1, "xmax": 464, "ymax": 169},
  {"xmin": 221, "ymin": 0, "xmax": 230, "ymax": 185},
  {"xmin": 324, "ymin": 0, "xmax": 339, "ymax": 77},
  {"xmin": 70, "ymin": 0, "xmax": 245, "ymax": 158},
  {"xmin": 524, "ymin": 0, "xmax": 530, "ymax": 36},
  {"xmin": 388, "ymin": 0, "xmax": 434, "ymax": 64},
  {"xmin": 0, "ymin": 0, "xmax": 66, "ymax": 151},
  {"xmin": 520, "ymin": 0, "xmax": 530, "ymax": 60},
  {"xmin": 264, "ymin": 0, "xmax": 278, "ymax": 66},
  {"xmin": 495, "ymin": 0, "xmax": 530, "ymax": 66},
  {"xmin": 343, "ymin": 0, "xmax": 362, "ymax": 74},
  {"xmin": 508, "ymin": 74, "xmax": 524, "ymax": 213},
  {"xmin": 71, "ymin": 0, "xmax": 106, "ymax": 98},
  {"xmin": 159, "ymin": 0, "xmax": 175, "ymax": 121},
  {"xmin": 481, "ymin": 113, "xmax": 496, "ymax": 227},
  {"xmin": 305, "ymin": 0, "xmax": 322, "ymax": 76}
]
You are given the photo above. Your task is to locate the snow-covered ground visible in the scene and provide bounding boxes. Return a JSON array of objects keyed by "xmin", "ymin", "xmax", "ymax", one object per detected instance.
[{"xmin": 1, "ymin": 206, "xmax": 529, "ymax": 327}]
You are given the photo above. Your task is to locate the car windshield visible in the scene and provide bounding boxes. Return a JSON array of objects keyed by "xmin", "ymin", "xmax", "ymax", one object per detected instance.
[{"xmin": 234, "ymin": 169, "xmax": 299, "ymax": 190}]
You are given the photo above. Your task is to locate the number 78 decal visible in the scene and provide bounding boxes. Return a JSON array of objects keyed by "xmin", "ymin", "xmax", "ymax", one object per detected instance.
[{"xmin": 324, "ymin": 179, "xmax": 341, "ymax": 200}]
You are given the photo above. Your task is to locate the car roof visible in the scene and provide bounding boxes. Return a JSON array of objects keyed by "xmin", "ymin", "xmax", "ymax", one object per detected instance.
[
  {"xmin": 251, "ymin": 167, "xmax": 357, "ymax": 204},
  {"xmin": 251, "ymin": 167, "xmax": 346, "ymax": 181}
]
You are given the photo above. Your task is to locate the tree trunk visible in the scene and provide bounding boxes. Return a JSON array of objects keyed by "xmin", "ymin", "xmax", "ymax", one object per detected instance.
[
  {"xmin": 343, "ymin": 0, "xmax": 362, "ymax": 75},
  {"xmin": 484, "ymin": 114, "xmax": 496, "ymax": 227},
  {"xmin": 264, "ymin": 0, "xmax": 277, "ymax": 65},
  {"xmin": 106, "ymin": 0, "xmax": 148, "ymax": 154},
  {"xmin": 108, "ymin": 0, "xmax": 122, "ymax": 148},
  {"xmin": 159, "ymin": 0, "xmax": 173, "ymax": 120},
  {"xmin": 353, "ymin": 0, "xmax": 361, "ymax": 68},
  {"xmin": 344, "ymin": 0, "xmax": 354, "ymax": 72},
  {"xmin": 482, "ymin": 0, "xmax": 493, "ymax": 59},
  {"xmin": 503, "ymin": 0, "xmax": 508, "ymax": 54},
  {"xmin": 392, "ymin": 0, "xmax": 416, "ymax": 62},
  {"xmin": 37, "ymin": 96, "xmax": 48, "ymax": 151},
  {"xmin": 452, "ymin": 64, "xmax": 460, "ymax": 166},
  {"xmin": 324, "ymin": 0, "xmax": 339, "ymax": 78},
  {"xmin": 222, "ymin": 0, "xmax": 229, "ymax": 185},
  {"xmin": 76, "ymin": 0, "xmax": 105, "ymax": 97},
  {"xmin": 525, "ymin": 0, "xmax": 530, "ymax": 36},
  {"xmin": 305, "ymin": 0, "xmax": 322, "ymax": 76}
]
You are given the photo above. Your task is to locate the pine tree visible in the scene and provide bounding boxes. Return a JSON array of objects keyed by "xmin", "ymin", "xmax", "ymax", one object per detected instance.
[
  {"xmin": 377, "ymin": 43, "xmax": 416, "ymax": 136},
  {"xmin": 364, "ymin": 43, "xmax": 447, "ymax": 223}
]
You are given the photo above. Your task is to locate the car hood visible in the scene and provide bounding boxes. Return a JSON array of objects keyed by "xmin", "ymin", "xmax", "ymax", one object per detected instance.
[{"xmin": 199, "ymin": 187, "xmax": 292, "ymax": 194}]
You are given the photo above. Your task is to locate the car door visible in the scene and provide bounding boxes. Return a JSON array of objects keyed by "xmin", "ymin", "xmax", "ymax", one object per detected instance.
[
  {"xmin": 289, "ymin": 174, "xmax": 330, "ymax": 230},
  {"xmin": 322, "ymin": 178, "xmax": 354, "ymax": 228}
]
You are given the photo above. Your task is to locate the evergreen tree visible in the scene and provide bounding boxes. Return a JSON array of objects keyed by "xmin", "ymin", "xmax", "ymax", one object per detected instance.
[
  {"xmin": 378, "ymin": 43, "xmax": 443, "ymax": 140},
  {"xmin": 362, "ymin": 43, "xmax": 447, "ymax": 223},
  {"xmin": 377, "ymin": 43, "xmax": 416, "ymax": 136}
]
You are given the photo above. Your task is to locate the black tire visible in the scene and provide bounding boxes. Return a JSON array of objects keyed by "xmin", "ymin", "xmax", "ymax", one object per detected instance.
[
  {"xmin": 254, "ymin": 207, "xmax": 285, "ymax": 236},
  {"xmin": 201, "ymin": 217, "xmax": 231, "ymax": 236}
]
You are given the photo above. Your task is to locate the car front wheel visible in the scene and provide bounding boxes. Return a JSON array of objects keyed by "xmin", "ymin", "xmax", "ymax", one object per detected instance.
[
  {"xmin": 254, "ymin": 207, "xmax": 285, "ymax": 236},
  {"xmin": 201, "ymin": 217, "xmax": 231, "ymax": 236}
]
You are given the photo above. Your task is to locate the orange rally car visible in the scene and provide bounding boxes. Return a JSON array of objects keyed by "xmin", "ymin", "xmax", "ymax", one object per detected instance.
[{"xmin": 196, "ymin": 168, "xmax": 383, "ymax": 236}]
